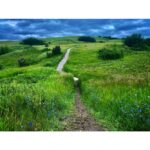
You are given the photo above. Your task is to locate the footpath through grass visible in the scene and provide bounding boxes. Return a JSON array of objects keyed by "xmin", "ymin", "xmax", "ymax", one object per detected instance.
[{"xmin": 65, "ymin": 41, "xmax": 150, "ymax": 131}]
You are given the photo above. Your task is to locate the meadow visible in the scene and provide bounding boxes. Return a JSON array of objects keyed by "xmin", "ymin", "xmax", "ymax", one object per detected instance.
[
  {"xmin": 0, "ymin": 36, "xmax": 150, "ymax": 131},
  {"xmin": 65, "ymin": 40, "xmax": 150, "ymax": 131},
  {"xmin": 0, "ymin": 41, "xmax": 75, "ymax": 131}
]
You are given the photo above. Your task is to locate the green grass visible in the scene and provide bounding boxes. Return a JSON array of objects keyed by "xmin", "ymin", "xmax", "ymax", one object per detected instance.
[
  {"xmin": 0, "ymin": 39, "xmax": 75, "ymax": 131},
  {"xmin": 65, "ymin": 41, "xmax": 150, "ymax": 131},
  {"xmin": 0, "ymin": 36, "xmax": 150, "ymax": 131},
  {"xmin": 0, "ymin": 70, "xmax": 75, "ymax": 131}
]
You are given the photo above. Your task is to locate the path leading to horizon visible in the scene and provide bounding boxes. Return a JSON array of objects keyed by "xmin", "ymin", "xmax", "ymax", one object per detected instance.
[
  {"xmin": 57, "ymin": 48, "xmax": 71, "ymax": 72},
  {"xmin": 57, "ymin": 48, "xmax": 104, "ymax": 131}
]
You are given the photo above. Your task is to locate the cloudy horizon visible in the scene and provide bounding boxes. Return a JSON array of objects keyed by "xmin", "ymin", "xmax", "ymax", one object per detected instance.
[{"xmin": 0, "ymin": 19, "xmax": 150, "ymax": 40}]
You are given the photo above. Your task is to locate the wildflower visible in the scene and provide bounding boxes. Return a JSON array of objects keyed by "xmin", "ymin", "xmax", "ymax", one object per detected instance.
[{"xmin": 29, "ymin": 122, "xmax": 33, "ymax": 128}]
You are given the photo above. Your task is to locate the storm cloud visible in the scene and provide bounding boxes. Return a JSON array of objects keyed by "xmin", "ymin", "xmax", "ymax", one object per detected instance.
[{"xmin": 0, "ymin": 19, "xmax": 150, "ymax": 40}]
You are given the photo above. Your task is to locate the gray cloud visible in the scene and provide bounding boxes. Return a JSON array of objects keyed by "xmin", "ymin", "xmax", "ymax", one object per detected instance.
[{"xmin": 0, "ymin": 19, "xmax": 150, "ymax": 40}]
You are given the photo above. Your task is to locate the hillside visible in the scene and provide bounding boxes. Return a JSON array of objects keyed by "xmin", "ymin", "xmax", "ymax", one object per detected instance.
[{"xmin": 0, "ymin": 36, "xmax": 150, "ymax": 131}]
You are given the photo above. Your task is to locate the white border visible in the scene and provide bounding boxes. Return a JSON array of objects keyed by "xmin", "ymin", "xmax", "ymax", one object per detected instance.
[
  {"xmin": 0, "ymin": 132, "xmax": 149, "ymax": 150},
  {"xmin": 0, "ymin": 0, "xmax": 150, "ymax": 149},
  {"xmin": 0, "ymin": 0, "xmax": 150, "ymax": 18}
]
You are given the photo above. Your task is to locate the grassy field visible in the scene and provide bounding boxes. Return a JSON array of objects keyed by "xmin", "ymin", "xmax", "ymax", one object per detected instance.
[
  {"xmin": 0, "ymin": 40, "xmax": 75, "ymax": 131},
  {"xmin": 0, "ymin": 36, "xmax": 150, "ymax": 131},
  {"xmin": 65, "ymin": 41, "xmax": 150, "ymax": 131}
]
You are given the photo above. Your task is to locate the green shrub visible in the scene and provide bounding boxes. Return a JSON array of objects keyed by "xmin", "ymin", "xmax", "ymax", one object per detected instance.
[
  {"xmin": 52, "ymin": 46, "xmax": 61, "ymax": 55},
  {"xmin": 18, "ymin": 58, "xmax": 26, "ymax": 67},
  {"xmin": 0, "ymin": 46, "xmax": 10, "ymax": 55},
  {"xmin": 99, "ymin": 41, "xmax": 105, "ymax": 43},
  {"xmin": 45, "ymin": 43, "xmax": 49, "ymax": 47},
  {"xmin": 21, "ymin": 37, "xmax": 45, "ymax": 46},
  {"xmin": 46, "ymin": 51, "xmax": 52, "ymax": 58},
  {"xmin": 123, "ymin": 34, "xmax": 146, "ymax": 50},
  {"xmin": 78, "ymin": 36, "xmax": 96, "ymax": 42},
  {"xmin": 145, "ymin": 38, "xmax": 150, "ymax": 46},
  {"xmin": 99, "ymin": 48, "xmax": 124, "ymax": 60},
  {"xmin": 18, "ymin": 58, "xmax": 36, "ymax": 67}
]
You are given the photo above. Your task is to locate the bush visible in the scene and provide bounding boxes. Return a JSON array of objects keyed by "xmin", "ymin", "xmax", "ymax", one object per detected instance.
[
  {"xmin": 52, "ymin": 46, "xmax": 61, "ymax": 55},
  {"xmin": 45, "ymin": 43, "xmax": 49, "ymax": 47},
  {"xmin": 145, "ymin": 38, "xmax": 150, "ymax": 46},
  {"xmin": 0, "ymin": 46, "xmax": 10, "ymax": 55},
  {"xmin": 99, "ymin": 48, "xmax": 124, "ymax": 60},
  {"xmin": 46, "ymin": 51, "xmax": 52, "ymax": 58},
  {"xmin": 18, "ymin": 58, "xmax": 36, "ymax": 67},
  {"xmin": 18, "ymin": 58, "xmax": 26, "ymax": 67},
  {"xmin": 99, "ymin": 41, "xmax": 105, "ymax": 43},
  {"xmin": 21, "ymin": 37, "xmax": 45, "ymax": 46},
  {"xmin": 124, "ymin": 34, "xmax": 146, "ymax": 50},
  {"xmin": 78, "ymin": 36, "xmax": 96, "ymax": 42}
]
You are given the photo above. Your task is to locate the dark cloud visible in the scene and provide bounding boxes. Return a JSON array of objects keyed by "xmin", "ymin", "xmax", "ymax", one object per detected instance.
[{"xmin": 0, "ymin": 19, "xmax": 150, "ymax": 40}]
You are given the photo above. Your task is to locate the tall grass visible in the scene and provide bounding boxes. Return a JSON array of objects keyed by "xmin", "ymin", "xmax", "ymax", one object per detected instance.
[
  {"xmin": 82, "ymin": 82, "xmax": 150, "ymax": 131},
  {"xmin": 0, "ymin": 41, "xmax": 75, "ymax": 131},
  {"xmin": 65, "ymin": 42, "xmax": 150, "ymax": 131},
  {"xmin": 0, "ymin": 70, "xmax": 75, "ymax": 131}
]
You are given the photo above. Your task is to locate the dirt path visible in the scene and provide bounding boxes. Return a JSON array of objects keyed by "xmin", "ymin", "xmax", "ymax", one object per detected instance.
[
  {"xmin": 57, "ymin": 48, "xmax": 71, "ymax": 72},
  {"xmin": 57, "ymin": 48, "xmax": 104, "ymax": 131},
  {"xmin": 65, "ymin": 87, "xmax": 104, "ymax": 131}
]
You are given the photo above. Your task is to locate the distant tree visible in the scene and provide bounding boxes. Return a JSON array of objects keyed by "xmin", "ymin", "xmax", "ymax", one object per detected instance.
[
  {"xmin": 52, "ymin": 46, "xmax": 61, "ymax": 55},
  {"xmin": 145, "ymin": 38, "xmax": 150, "ymax": 46},
  {"xmin": 45, "ymin": 43, "xmax": 49, "ymax": 47},
  {"xmin": 78, "ymin": 36, "xmax": 96, "ymax": 42},
  {"xmin": 0, "ymin": 46, "xmax": 10, "ymax": 55},
  {"xmin": 123, "ymin": 34, "xmax": 146, "ymax": 50},
  {"xmin": 21, "ymin": 37, "xmax": 45, "ymax": 46}
]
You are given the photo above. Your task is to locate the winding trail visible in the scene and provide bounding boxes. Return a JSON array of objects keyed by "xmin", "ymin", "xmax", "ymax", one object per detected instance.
[
  {"xmin": 57, "ymin": 48, "xmax": 104, "ymax": 131},
  {"xmin": 57, "ymin": 48, "xmax": 71, "ymax": 72}
]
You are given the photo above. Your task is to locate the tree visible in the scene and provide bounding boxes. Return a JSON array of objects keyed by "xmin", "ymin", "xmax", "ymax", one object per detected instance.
[
  {"xmin": 52, "ymin": 46, "xmax": 61, "ymax": 55},
  {"xmin": 124, "ymin": 34, "xmax": 145, "ymax": 50},
  {"xmin": 0, "ymin": 46, "xmax": 10, "ymax": 55},
  {"xmin": 21, "ymin": 37, "xmax": 45, "ymax": 46},
  {"xmin": 78, "ymin": 36, "xmax": 96, "ymax": 42},
  {"xmin": 145, "ymin": 38, "xmax": 150, "ymax": 46},
  {"xmin": 45, "ymin": 43, "xmax": 49, "ymax": 47}
]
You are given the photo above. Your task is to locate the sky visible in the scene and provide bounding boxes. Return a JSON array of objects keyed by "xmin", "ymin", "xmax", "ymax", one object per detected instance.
[{"xmin": 0, "ymin": 19, "xmax": 150, "ymax": 40}]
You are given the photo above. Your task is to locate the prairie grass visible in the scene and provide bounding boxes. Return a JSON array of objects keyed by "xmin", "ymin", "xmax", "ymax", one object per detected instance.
[
  {"xmin": 0, "ymin": 37, "xmax": 150, "ymax": 131},
  {"xmin": 0, "ymin": 67, "xmax": 75, "ymax": 131},
  {"xmin": 65, "ymin": 41, "xmax": 150, "ymax": 131},
  {"xmin": 0, "ymin": 40, "xmax": 75, "ymax": 131}
]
